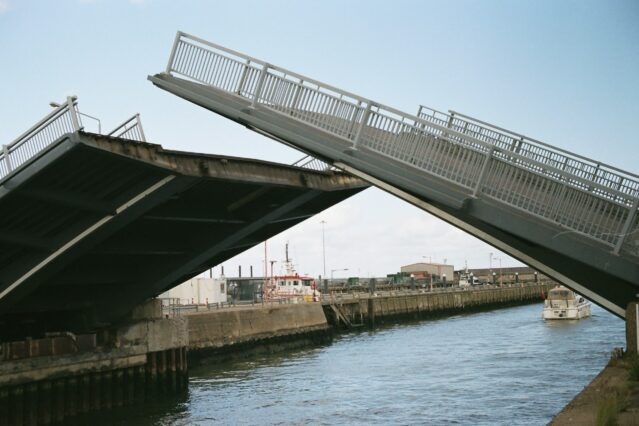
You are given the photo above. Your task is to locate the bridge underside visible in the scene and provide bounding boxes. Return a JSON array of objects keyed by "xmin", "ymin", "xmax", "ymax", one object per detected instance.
[
  {"xmin": 0, "ymin": 132, "xmax": 367, "ymax": 339},
  {"xmin": 150, "ymin": 73, "xmax": 638, "ymax": 318}
]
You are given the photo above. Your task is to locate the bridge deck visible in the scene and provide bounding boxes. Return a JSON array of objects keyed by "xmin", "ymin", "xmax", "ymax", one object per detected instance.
[{"xmin": 0, "ymin": 132, "xmax": 367, "ymax": 338}]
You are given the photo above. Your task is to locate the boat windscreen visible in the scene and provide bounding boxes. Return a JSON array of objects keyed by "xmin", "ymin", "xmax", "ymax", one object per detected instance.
[{"xmin": 549, "ymin": 289, "xmax": 572, "ymax": 300}]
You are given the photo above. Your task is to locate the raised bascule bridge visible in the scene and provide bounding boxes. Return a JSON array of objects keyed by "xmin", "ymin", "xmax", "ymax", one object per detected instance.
[
  {"xmin": 150, "ymin": 31, "xmax": 638, "ymax": 319},
  {"xmin": 0, "ymin": 96, "xmax": 367, "ymax": 423},
  {"xmin": 0, "ymin": 97, "xmax": 366, "ymax": 339}
]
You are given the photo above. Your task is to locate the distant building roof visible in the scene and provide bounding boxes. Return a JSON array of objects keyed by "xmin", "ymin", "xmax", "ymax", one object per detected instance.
[{"xmin": 401, "ymin": 262, "xmax": 453, "ymax": 268}]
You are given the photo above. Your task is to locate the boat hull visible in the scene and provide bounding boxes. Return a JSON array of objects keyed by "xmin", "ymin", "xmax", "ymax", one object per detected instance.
[{"xmin": 542, "ymin": 303, "xmax": 592, "ymax": 320}]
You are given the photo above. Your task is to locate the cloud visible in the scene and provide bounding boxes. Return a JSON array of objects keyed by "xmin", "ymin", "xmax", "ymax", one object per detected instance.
[{"xmin": 0, "ymin": 0, "xmax": 10, "ymax": 14}]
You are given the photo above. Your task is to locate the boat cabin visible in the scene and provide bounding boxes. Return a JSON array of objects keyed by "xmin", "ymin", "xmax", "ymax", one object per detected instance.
[{"xmin": 547, "ymin": 287, "xmax": 575, "ymax": 300}]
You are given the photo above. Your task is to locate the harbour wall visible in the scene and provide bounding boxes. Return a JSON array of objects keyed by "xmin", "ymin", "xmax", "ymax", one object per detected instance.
[
  {"xmin": 323, "ymin": 283, "xmax": 552, "ymax": 328},
  {"xmin": 187, "ymin": 303, "xmax": 331, "ymax": 364},
  {"xmin": 0, "ymin": 301, "xmax": 188, "ymax": 426},
  {"xmin": 184, "ymin": 283, "xmax": 551, "ymax": 362}
]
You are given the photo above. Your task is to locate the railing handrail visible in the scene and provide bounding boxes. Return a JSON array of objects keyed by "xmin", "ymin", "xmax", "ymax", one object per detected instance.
[
  {"xmin": 172, "ymin": 32, "xmax": 374, "ymax": 104},
  {"xmin": 419, "ymin": 105, "xmax": 639, "ymax": 182},
  {"xmin": 2, "ymin": 97, "xmax": 147, "ymax": 182},
  {"xmin": 167, "ymin": 31, "xmax": 638, "ymax": 204},
  {"xmin": 107, "ymin": 113, "xmax": 147, "ymax": 142},
  {"xmin": 291, "ymin": 154, "xmax": 334, "ymax": 172},
  {"xmin": 3, "ymin": 96, "xmax": 80, "ymax": 154}
]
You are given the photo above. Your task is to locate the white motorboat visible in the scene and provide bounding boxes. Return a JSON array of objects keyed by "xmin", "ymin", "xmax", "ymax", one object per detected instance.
[{"xmin": 542, "ymin": 285, "xmax": 591, "ymax": 320}]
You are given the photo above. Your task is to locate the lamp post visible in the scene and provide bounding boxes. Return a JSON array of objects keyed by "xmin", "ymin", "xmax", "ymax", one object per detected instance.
[
  {"xmin": 320, "ymin": 220, "xmax": 327, "ymax": 279},
  {"xmin": 490, "ymin": 254, "xmax": 502, "ymax": 286},
  {"xmin": 489, "ymin": 252, "xmax": 493, "ymax": 274},
  {"xmin": 494, "ymin": 257, "xmax": 502, "ymax": 286},
  {"xmin": 50, "ymin": 100, "xmax": 102, "ymax": 134},
  {"xmin": 269, "ymin": 260, "xmax": 277, "ymax": 302},
  {"xmin": 331, "ymin": 268, "xmax": 348, "ymax": 286}
]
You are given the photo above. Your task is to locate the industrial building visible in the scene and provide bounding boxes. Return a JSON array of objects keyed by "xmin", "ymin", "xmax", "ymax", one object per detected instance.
[
  {"xmin": 400, "ymin": 262, "xmax": 455, "ymax": 282},
  {"xmin": 454, "ymin": 266, "xmax": 548, "ymax": 284},
  {"xmin": 159, "ymin": 276, "xmax": 228, "ymax": 305}
]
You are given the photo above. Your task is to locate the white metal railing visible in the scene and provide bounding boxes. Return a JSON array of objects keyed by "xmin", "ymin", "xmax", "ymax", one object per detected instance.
[
  {"xmin": 1, "ymin": 98, "xmax": 147, "ymax": 182},
  {"xmin": 107, "ymin": 113, "xmax": 147, "ymax": 142},
  {"xmin": 1, "ymin": 96, "xmax": 81, "ymax": 180},
  {"xmin": 416, "ymin": 105, "xmax": 639, "ymax": 202},
  {"xmin": 291, "ymin": 154, "xmax": 334, "ymax": 172},
  {"xmin": 164, "ymin": 31, "xmax": 639, "ymax": 257}
]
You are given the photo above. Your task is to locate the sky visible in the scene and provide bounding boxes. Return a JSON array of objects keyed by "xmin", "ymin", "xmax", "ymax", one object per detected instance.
[{"xmin": 1, "ymin": 0, "xmax": 637, "ymax": 279}]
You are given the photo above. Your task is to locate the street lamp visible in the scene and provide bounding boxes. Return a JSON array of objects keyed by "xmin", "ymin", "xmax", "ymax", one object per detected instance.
[
  {"xmin": 50, "ymin": 100, "xmax": 102, "ymax": 134},
  {"xmin": 331, "ymin": 268, "xmax": 348, "ymax": 285},
  {"xmin": 490, "ymin": 253, "xmax": 504, "ymax": 286},
  {"xmin": 269, "ymin": 260, "xmax": 277, "ymax": 298},
  {"xmin": 491, "ymin": 256, "xmax": 502, "ymax": 286},
  {"xmin": 320, "ymin": 220, "xmax": 327, "ymax": 279}
]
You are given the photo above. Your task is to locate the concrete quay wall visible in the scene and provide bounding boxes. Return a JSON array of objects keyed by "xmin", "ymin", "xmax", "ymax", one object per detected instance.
[
  {"xmin": 0, "ymin": 303, "xmax": 189, "ymax": 426},
  {"xmin": 323, "ymin": 283, "xmax": 552, "ymax": 327},
  {"xmin": 186, "ymin": 303, "xmax": 330, "ymax": 363}
]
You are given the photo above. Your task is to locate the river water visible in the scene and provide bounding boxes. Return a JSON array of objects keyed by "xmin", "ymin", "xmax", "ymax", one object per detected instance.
[{"xmin": 89, "ymin": 302, "xmax": 625, "ymax": 425}]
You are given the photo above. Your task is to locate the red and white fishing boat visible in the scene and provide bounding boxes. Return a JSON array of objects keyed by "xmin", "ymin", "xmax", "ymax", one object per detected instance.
[{"xmin": 267, "ymin": 244, "xmax": 319, "ymax": 302}]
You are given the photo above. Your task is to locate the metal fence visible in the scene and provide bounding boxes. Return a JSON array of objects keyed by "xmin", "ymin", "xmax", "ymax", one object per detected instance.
[
  {"xmin": 107, "ymin": 113, "xmax": 147, "ymax": 142},
  {"xmin": 1, "ymin": 98, "xmax": 147, "ymax": 182},
  {"xmin": 291, "ymin": 154, "xmax": 333, "ymax": 172},
  {"xmin": 1, "ymin": 97, "xmax": 81, "ymax": 181},
  {"xmin": 164, "ymin": 32, "xmax": 639, "ymax": 257}
]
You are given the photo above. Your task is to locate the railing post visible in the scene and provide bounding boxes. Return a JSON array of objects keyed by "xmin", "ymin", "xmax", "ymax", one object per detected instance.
[
  {"xmin": 352, "ymin": 102, "xmax": 373, "ymax": 150},
  {"xmin": 67, "ymin": 97, "xmax": 81, "ymax": 131},
  {"xmin": 135, "ymin": 114, "xmax": 147, "ymax": 142},
  {"xmin": 236, "ymin": 59, "xmax": 251, "ymax": 95},
  {"xmin": 613, "ymin": 198, "xmax": 639, "ymax": 255},
  {"xmin": 440, "ymin": 112, "xmax": 455, "ymax": 139},
  {"xmin": 165, "ymin": 31, "xmax": 182, "ymax": 74},
  {"xmin": 251, "ymin": 63, "xmax": 270, "ymax": 109},
  {"xmin": 473, "ymin": 145, "xmax": 495, "ymax": 197},
  {"xmin": 2, "ymin": 144, "xmax": 12, "ymax": 173},
  {"xmin": 588, "ymin": 163, "xmax": 601, "ymax": 193},
  {"xmin": 289, "ymin": 79, "xmax": 304, "ymax": 114}
]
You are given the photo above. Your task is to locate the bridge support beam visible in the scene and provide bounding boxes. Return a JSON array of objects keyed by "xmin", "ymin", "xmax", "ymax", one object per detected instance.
[{"xmin": 627, "ymin": 301, "xmax": 639, "ymax": 355}]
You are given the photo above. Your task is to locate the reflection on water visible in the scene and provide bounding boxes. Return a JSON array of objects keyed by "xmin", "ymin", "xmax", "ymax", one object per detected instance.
[{"xmin": 80, "ymin": 303, "xmax": 624, "ymax": 425}]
